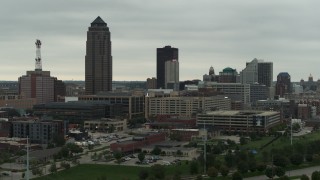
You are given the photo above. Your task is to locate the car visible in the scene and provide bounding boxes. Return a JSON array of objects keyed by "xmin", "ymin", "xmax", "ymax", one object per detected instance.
[{"xmin": 1, "ymin": 172, "xmax": 10, "ymax": 176}]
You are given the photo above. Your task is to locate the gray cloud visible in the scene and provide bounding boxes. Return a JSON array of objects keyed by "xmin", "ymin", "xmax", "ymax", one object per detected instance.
[{"xmin": 1, "ymin": 0, "xmax": 320, "ymax": 81}]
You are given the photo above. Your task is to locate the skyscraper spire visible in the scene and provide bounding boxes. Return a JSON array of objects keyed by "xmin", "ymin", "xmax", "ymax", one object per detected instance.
[{"xmin": 35, "ymin": 39, "xmax": 42, "ymax": 71}]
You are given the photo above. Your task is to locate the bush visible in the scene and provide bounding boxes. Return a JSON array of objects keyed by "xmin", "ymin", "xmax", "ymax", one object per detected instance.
[
  {"xmin": 312, "ymin": 171, "xmax": 320, "ymax": 180},
  {"xmin": 207, "ymin": 167, "xmax": 219, "ymax": 178},
  {"xmin": 220, "ymin": 165, "xmax": 229, "ymax": 177},
  {"xmin": 300, "ymin": 174, "xmax": 309, "ymax": 180},
  {"xmin": 305, "ymin": 154, "xmax": 313, "ymax": 162},
  {"xmin": 275, "ymin": 166, "xmax": 285, "ymax": 177},
  {"xmin": 256, "ymin": 163, "xmax": 266, "ymax": 172},
  {"xmin": 290, "ymin": 154, "xmax": 304, "ymax": 166},
  {"xmin": 60, "ymin": 161, "xmax": 71, "ymax": 169},
  {"xmin": 138, "ymin": 169, "xmax": 149, "ymax": 180},
  {"xmin": 265, "ymin": 167, "xmax": 275, "ymax": 179}
]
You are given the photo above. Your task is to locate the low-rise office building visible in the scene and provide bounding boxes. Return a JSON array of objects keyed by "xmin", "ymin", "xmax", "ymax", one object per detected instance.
[{"xmin": 79, "ymin": 91, "xmax": 145, "ymax": 119}]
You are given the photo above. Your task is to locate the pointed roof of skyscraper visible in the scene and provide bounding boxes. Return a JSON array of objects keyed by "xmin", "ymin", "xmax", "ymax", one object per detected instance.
[{"xmin": 91, "ymin": 16, "xmax": 107, "ymax": 26}]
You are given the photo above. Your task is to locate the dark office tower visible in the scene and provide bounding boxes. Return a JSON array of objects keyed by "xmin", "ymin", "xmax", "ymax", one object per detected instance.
[
  {"xmin": 85, "ymin": 16, "xmax": 112, "ymax": 95},
  {"xmin": 258, "ymin": 61, "xmax": 273, "ymax": 87},
  {"xmin": 275, "ymin": 72, "xmax": 292, "ymax": 97},
  {"xmin": 156, "ymin": 46, "xmax": 178, "ymax": 89}
]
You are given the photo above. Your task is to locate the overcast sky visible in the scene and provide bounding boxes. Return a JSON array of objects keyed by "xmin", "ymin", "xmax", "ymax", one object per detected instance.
[{"xmin": 1, "ymin": 0, "xmax": 320, "ymax": 82}]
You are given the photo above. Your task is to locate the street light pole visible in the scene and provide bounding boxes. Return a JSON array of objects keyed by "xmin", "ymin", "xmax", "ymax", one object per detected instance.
[{"xmin": 26, "ymin": 136, "xmax": 29, "ymax": 180}]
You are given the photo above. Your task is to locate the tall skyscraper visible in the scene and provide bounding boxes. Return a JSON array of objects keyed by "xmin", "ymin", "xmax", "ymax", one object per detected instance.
[
  {"xmin": 275, "ymin": 72, "xmax": 291, "ymax": 97},
  {"xmin": 19, "ymin": 40, "xmax": 65, "ymax": 104},
  {"xmin": 165, "ymin": 59, "xmax": 179, "ymax": 90},
  {"xmin": 156, "ymin": 46, "xmax": 178, "ymax": 89},
  {"xmin": 85, "ymin": 16, "xmax": 112, "ymax": 94},
  {"xmin": 240, "ymin": 58, "xmax": 273, "ymax": 87}
]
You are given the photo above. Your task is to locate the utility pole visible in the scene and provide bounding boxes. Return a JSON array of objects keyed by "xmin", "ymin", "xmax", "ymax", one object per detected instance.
[{"xmin": 26, "ymin": 136, "xmax": 30, "ymax": 180}]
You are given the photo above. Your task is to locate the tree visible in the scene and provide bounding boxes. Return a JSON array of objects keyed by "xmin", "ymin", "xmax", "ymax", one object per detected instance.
[
  {"xmin": 225, "ymin": 152, "xmax": 235, "ymax": 167},
  {"xmin": 113, "ymin": 151, "xmax": 122, "ymax": 164},
  {"xmin": 232, "ymin": 171, "xmax": 243, "ymax": 180},
  {"xmin": 290, "ymin": 153, "xmax": 304, "ymax": 166},
  {"xmin": 273, "ymin": 154, "xmax": 289, "ymax": 167},
  {"xmin": 151, "ymin": 146, "xmax": 162, "ymax": 155},
  {"xmin": 306, "ymin": 154, "xmax": 313, "ymax": 162},
  {"xmin": 300, "ymin": 174, "xmax": 309, "ymax": 180},
  {"xmin": 237, "ymin": 161, "xmax": 249, "ymax": 174},
  {"xmin": 312, "ymin": 171, "xmax": 320, "ymax": 180},
  {"xmin": 265, "ymin": 167, "xmax": 275, "ymax": 179},
  {"xmin": 256, "ymin": 163, "xmax": 266, "ymax": 172},
  {"xmin": 189, "ymin": 160, "xmax": 198, "ymax": 175},
  {"xmin": 275, "ymin": 166, "xmax": 286, "ymax": 177},
  {"xmin": 278, "ymin": 175, "xmax": 290, "ymax": 180},
  {"xmin": 176, "ymin": 150, "xmax": 183, "ymax": 157},
  {"xmin": 172, "ymin": 170, "xmax": 181, "ymax": 180},
  {"xmin": 49, "ymin": 163, "xmax": 57, "ymax": 173},
  {"xmin": 32, "ymin": 166, "xmax": 43, "ymax": 176},
  {"xmin": 52, "ymin": 133, "xmax": 66, "ymax": 147},
  {"xmin": 60, "ymin": 161, "xmax": 71, "ymax": 169},
  {"xmin": 150, "ymin": 164, "xmax": 165, "ymax": 179},
  {"xmin": 108, "ymin": 125, "xmax": 115, "ymax": 133},
  {"xmin": 220, "ymin": 165, "xmax": 229, "ymax": 177},
  {"xmin": 240, "ymin": 137, "xmax": 247, "ymax": 145},
  {"xmin": 138, "ymin": 152, "xmax": 145, "ymax": 163},
  {"xmin": 138, "ymin": 169, "xmax": 149, "ymax": 180},
  {"xmin": 207, "ymin": 167, "xmax": 219, "ymax": 178}
]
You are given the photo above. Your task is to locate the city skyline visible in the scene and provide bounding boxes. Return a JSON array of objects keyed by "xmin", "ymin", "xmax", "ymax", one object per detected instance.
[{"xmin": 1, "ymin": 1, "xmax": 320, "ymax": 81}]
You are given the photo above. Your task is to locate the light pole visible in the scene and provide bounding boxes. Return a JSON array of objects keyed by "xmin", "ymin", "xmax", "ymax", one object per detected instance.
[{"xmin": 290, "ymin": 116, "xmax": 293, "ymax": 146}]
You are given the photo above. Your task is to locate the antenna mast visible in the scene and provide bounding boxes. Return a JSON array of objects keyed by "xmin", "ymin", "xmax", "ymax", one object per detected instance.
[{"xmin": 35, "ymin": 39, "xmax": 42, "ymax": 71}]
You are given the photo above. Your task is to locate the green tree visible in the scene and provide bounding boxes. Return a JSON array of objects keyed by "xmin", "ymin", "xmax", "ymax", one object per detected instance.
[
  {"xmin": 273, "ymin": 154, "xmax": 289, "ymax": 167},
  {"xmin": 176, "ymin": 150, "xmax": 183, "ymax": 157},
  {"xmin": 312, "ymin": 171, "xmax": 320, "ymax": 180},
  {"xmin": 220, "ymin": 165, "xmax": 229, "ymax": 177},
  {"xmin": 275, "ymin": 166, "xmax": 286, "ymax": 177},
  {"xmin": 290, "ymin": 153, "xmax": 304, "ymax": 166},
  {"xmin": 138, "ymin": 152, "xmax": 145, "ymax": 163},
  {"xmin": 113, "ymin": 151, "xmax": 122, "ymax": 164},
  {"xmin": 49, "ymin": 163, "xmax": 57, "ymax": 173},
  {"xmin": 151, "ymin": 146, "xmax": 162, "ymax": 155},
  {"xmin": 240, "ymin": 137, "xmax": 247, "ymax": 145},
  {"xmin": 52, "ymin": 133, "xmax": 66, "ymax": 147},
  {"xmin": 237, "ymin": 161, "xmax": 249, "ymax": 174},
  {"xmin": 207, "ymin": 167, "xmax": 219, "ymax": 178},
  {"xmin": 265, "ymin": 167, "xmax": 275, "ymax": 179},
  {"xmin": 300, "ymin": 174, "xmax": 310, "ymax": 180}
]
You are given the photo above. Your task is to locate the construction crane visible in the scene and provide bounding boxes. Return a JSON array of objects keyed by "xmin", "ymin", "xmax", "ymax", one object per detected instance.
[{"xmin": 35, "ymin": 39, "xmax": 42, "ymax": 71}]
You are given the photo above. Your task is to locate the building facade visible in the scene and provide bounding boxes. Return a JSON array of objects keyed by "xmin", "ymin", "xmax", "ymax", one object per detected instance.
[
  {"xmin": 165, "ymin": 60, "xmax": 179, "ymax": 90},
  {"xmin": 79, "ymin": 91, "xmax": 145, "ymax": 119},
  {"xmin": 197, "ymin": 110, "xmax": 281, "ymax": 133},
  {"xmin": 85, "ymin": 16, "xmax": 112, "ymax": 94},
  {"xmin": 157, "ymin": 46, "xmax": 178, "ymax": 89},
  {"xmin": 145, "ymin": 95, "xmax": 231, "ymax": 118},
  {"xmin": 275, "ymin": 72, "xmax": 292, "ymax": 97},
  {"xmin": 84, "ymin": 118, "xmax": 127, "ymax": 132},
  {"xmin": 12, "ymin": 120, "xmax": 64, "ymax": 144}
]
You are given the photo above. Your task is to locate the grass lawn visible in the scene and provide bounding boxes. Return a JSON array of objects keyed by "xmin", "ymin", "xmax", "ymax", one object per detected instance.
[{"xmin": 33, "ymin": 162, "xmax": 190, "ymax": 180}]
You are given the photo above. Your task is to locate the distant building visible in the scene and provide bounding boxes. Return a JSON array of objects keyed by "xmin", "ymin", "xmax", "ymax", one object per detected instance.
[
  {"xmin": 240, "ymin": 58, "xmax": 273, "ymax": 87},
  {"xmin": 85, "ymin": 16, "xmax": 112, "ymax": 94},
  {"xmin": 110, "ymin": 132, "xmax": 166, "ymax": 153},
  {"xmin": 275, "ymin": 72, "xmax": 292, "ymax": 97},
  {"xmin": 147, "ymin": 115, "xmax": 196, "ymax": 129},
  {"xmin": 165, "ymin": 60, "xmax": 179, "ymax": 90},
  {"xmin": 199, "ymin": 81, "xmax": 250, "ymax": 105},
  {"xmin": 146, "ymin": 77, "xmax": 157, "ymax": 89},
  {"xmin": 84, "ymin": 118, "xmax": 127, "ymax": 132},
  {"xmin": 145, "ymin": 95, "xmax": 231, "ymax": 118},
  {"xmin": 219, "ymin": 67, "xmax": 238, "ymax": 83},
  {"xmin": 250, "ymin": 84, "xmax": 268, "ymax": 104},
  {"xmin": 197, "ymin": 110, "xmax": 281, "ymax": 133},
  {"xmin": 157, "ymin": 46, "xmax": 178, "ymax": 89},
  {"xmin": 79, "ymin": 91, "xmax": 145, "ymax": 119},
  {"xmin": 12, "ymin": 120, "xmax": 65, "ymax": 144},
  {"xmin": 18, "ymin": 40, "xmax": 65, "ymax": 104},
  {"xmin": 33, "ymin": 101, "xmax": 121, "ymax": 123}
]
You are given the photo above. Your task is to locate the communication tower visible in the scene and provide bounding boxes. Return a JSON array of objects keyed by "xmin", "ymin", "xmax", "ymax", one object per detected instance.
[{"xmin": 35, "ymin": 39, "xmax": 42, "ymax": 71}]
